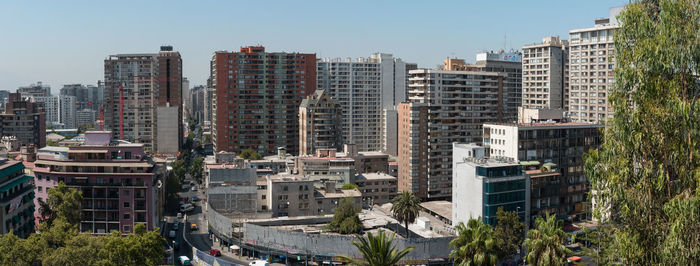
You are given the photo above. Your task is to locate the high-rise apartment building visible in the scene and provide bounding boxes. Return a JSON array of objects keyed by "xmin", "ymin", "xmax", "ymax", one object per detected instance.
[
  {"xmin": 210, "ymin": 46, "xmax": 316, "ymax": 156},
  {"xmin": 1, "ymin": 93, "xmax": 46, "ymax": 148},
  {"xmin": 522, "ymin": 36, "xmax": 569, "ymax": 110},
  {"xmin": 33, "ymin": 131, "xmax": 158, "ymax": 234},
  {"xmin": 33, "ymin": 95, "xmax": 79, "ymax": 129},
  {"xmin": 31, "ymin": 96, "xmax": 59, "ymax": 127},
  {"xmin": 398, "ymin": 69, "xmax": 504, "ymax": 200},
  {"xmin": 483, "ymin": 119, "xmax": 602, "ymax": 221},
  {"xmin": 17, "ymin": 82, "xmax": 51, "ymax": 98},
  {"xmin": 104, "ymin": 46, "xmax": 183, "ymax": 154},
  {"xmin": 189, "ymin": 85, "xmax": 206, "ymax": 123},
  {"xmin": 317, "ymin": 53, "xmax": 412, "ymax": 154},
  {"xmin": 443, "ymin": 51, "xmax": 522, "ymax": 122},
  {"xmin": 568, "ymin": 7, "xmax": 623, "ymax": 123},
  {"xmin": 0, "ymin": 159, "xmax": 36, "ymax": 238},
  {"xmin": 77, "ymin": 109, "xmax": 97, "ymax": 127},
  {"xmin": 299, "ymin": 89, "xmax": 342, "ymax": 156}
]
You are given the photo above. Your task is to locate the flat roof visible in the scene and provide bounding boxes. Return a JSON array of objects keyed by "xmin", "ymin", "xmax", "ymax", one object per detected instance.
[
  {"xmin": 484, "ymin": 122, "xmax": 603, "ymax": 129},
  {"xmin": 420, "ymin": 201, "xmax": 452, "ymax": 221},
  {"xmin": 34, "ymin": 159, "xmax": 152, "ymax": 168},
  {"xmin": 355, "ymin": 172, "xmax": 396, "ymax": 181}
]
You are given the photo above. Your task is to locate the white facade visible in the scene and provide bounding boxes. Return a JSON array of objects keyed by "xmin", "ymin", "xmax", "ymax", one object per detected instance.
[
  {"xmin": 317, "ymin": 53, "xmax": 411, "ymax": 152},
  {"xmin": 452, "ymin": 143, "xmax": 529, "ymax": 226},
  {"xmin": 568, "ymin": 7, "xmax": 622, "ymax": 123},
  {"xmin": 32, "ymin": 95, "xmax": 76, "ymax": 129},
  {"xmin": 59, "ymin": 95, "xmax": 77, "ymax": 129},
  {"xmin": 482, "ymin": 124, "xmax": 520, "ymax": 160},
  {"xmin": 156, "ymin": 106, "xmax": 179, "ymax": 155},
  {"xmin": 381, "ymin": 107, "xmax": 398, "ymax": 155},
  {"xmin": 32, "ymin": 96, "xmax": 59, "ymax": 126}
]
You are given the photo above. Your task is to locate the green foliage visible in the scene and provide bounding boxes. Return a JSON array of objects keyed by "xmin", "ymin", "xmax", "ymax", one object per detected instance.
[
  {"xmin": 337, "ymin": 230, "xmax": 414, "ymax": 266},
  {"xmin": 46, "ymin": 139, "xmax": 60, "ymax": 147},
  {"xmin": 342, "ymin": 183, "xmax": 359, "ymax": 190},
  {"xmin": 238, "ymin": 148, "xmax": 263, "ymax": 160},
  {"xmin": 573, "ymin": 224, "xmax": 616, "ymax": 265},
  {"xmin": 493, "ymin": 207, "xmax": 525, "ymax": 258},
  {"xmin": 584, "ymin": 0, "xmax": 700, "ymax": 264},
  {"xmin": 165, "ymin": 172, "xmax": 181, "ymax": 206},
  {"xmin": 43, "ymin": 181, "xmax": 83, "ymax": 225},
  {"xmin": 0, "ymin": 218, "xmax": 166, "ymax": 265},
  {"xmin": 189, "ymin": 156, "xmax": 204, "ymax": 184},
  {"xmin": 390, "ymin": 191, "xmax": 421, "ymax": 238},
  {"xmin": 171, "ymin": 159, "xmax": 187, "ymax": 183},
  {"xmin": 449, "ymin": 218, "xmax": 499, "ymax": 266},
  {"xmin": 328, "ymin": 197, "xmax": 362, "ymax": 235},
  {"xmin": 523, "ymin": 213, "xmax": 570, "ymax": 266}
]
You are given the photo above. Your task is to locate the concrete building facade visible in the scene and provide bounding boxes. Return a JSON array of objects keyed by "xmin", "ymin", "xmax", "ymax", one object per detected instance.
[
  {"xmin": 210, "ymin": 46, "xmax": 316, "ymax": 156},
  {"xmin": 104, "ymin": 46, "xmax": 183, "ymax": 153},
  {"xmin": 17, "ymin": 82, "xmax": 51, "ymax": 98},
  {"xmin": 483, "ymin": 122, "xmax": 602, "ymax": 221},
  {"xmin": 1, "ymin": 93, "xmax": 46, "ymax": 148},
  {"xmin": 299, "ymin": 89, "xmax": 343, "ymax": 156},
  {"xmin": 77, "ymin": 109, "xmax": 97, "ymax": 127},
  {"xmin": 398, "ymin": 69, "xmax": 504, "ymax": 200},
  {"xmin": 452, "ymin": 143, "xmax": 528, "ymax": 226},
  {"xmin": 33, "ymin": 131, "xmax": 158, "ymax": 234},
  {"xmin": 568, "ymin": 7, "xmax": 622, "ymax": 123},
  {"xmin": 354, "ymin": 172, "xmax": 397, "ymax": 205},
  {"xmin": 522, "ymin": 36, "xmax": 569, "ymax": 110}
]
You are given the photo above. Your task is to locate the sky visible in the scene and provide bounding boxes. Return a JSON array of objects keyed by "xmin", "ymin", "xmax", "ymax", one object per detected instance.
[{"xmin": 0, "ymin": 0, "xmax": 627, "ymax": 93}]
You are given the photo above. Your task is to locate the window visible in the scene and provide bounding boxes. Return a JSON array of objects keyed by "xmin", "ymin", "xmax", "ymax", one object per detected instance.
[
  {"xmin": 123, "ymin": 225, "xmax": 131, "ymax": 232},
  {"xmin": 123, "ymin": 214, "xmax": 130, "ymax": 219},
  {"xmin": 123, "ymin": 202, "xmax": 130, "ymax": 208},
  {"xmin": 38, "ymin": 186, "xmax": 42, "ymax": 192},
  {"xmin": 124, "ymin": 152, "xmax": 131, "ymax": 159},
  {"xmin": 261, "ymin": 195, "xmax": 266, "ymax": 200}
]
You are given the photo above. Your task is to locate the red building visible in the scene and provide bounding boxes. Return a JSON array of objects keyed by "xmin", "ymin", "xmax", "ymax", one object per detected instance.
[{"xmin": 210, "ymin": 46, "xmax": 316, "ymax": 156}]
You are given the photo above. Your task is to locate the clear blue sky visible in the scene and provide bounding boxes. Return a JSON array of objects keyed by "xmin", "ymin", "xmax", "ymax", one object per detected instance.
[{"xmin": 0, "ymin": 0, "xmax": 627, "ymax": 92}]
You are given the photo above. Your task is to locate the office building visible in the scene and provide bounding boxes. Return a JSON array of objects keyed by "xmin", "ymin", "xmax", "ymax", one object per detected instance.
[
  {"xmin": 1, "ymin": 93, "xmax": 46, "ymax": 148},
  {"xmin": 398, "ymin": 69, "xmax": 504, "ymax": 200},
  {"xmin": 299, "ymin": 89, "xmax": 343, "ymax": 156},
  {"xmin": 317, "ymin": 53, "xmax": 413, "ymax": 153},
  {"xmin": 452, "ymin": 143, "xmax": 528, "ymax": 226},
  {"xmin": 33, "ymin": 131, "xmax": 158, "ymax": 234},
  {"xmin": 483, "ymin": 119, "xmax": 602, "ymax": 221},
  {"xmin": 0, "ymin": 159, "xmax": 36, "ymax": 238},
  {"xmin": 104, "ymin": 46, "xmax": 183, "ymax": 154},
  {"xmin": 522, "ymin": 36, "xmax": 569, "ymax": 110},
  {"xmin": 568, "ymin": 7, "xmax": 623, "ymax": 123},
  {"xmin": 210, "ymin": 46, "xmax": 316, "ymax": 156},
  {"xmin": 17, "ymin": 82, "xmax": 51, "ymax": 98}
]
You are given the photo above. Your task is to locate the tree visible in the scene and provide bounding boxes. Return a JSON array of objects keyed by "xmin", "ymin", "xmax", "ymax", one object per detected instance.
[
  {"xmin": 390, "ymin": 191, "xmax": 421, "ymax": 238},
  {"xmin": 189, "ymin": 156, "xmax": 204, "ymax": 184},
  {"xmin": 238, "ymin": 148, "xmax": 263, "ymax": 160},
  {"xmin": 338, "ymin": 230, "xmax": 414, "ymax": 266},
  {"xmin": 523, "ymin": 213, "xmax": 570, "ymax": 266},
  {"xmin": 165, "ymin": 172, "xmax": 182, "ymax": 206},
  {"xmin": 493, "ymin": 207, "xmax": 525, "ymax": 258},
  {"xmin": 328, "ymin": 197, "xmax": 363, "ymax": 235},
  {"xmin": 342, "ymin": 183, "xmax": 359, "ymax": 190},
  {"xmin": 584, "ymin": 0, "xmax": 700, "ymax": 264},
  {"xmin": 45, "ymin": 182, "xmax": 83, "ymax": 225},
  {"xmin": 449, "ymin": 218, "xmax": 499, "ymax": 266},
  {"xmin": 171, "ymin": 159, "xmax": 187, "ymax": 183}
]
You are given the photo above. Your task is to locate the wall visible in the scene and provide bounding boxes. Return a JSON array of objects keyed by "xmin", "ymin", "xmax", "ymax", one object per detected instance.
[
  {"xmin": 156, "ymin": 106, "xmax": 179, "ymax": 154},
  {"xmin": 243, "ymin": 222, "xmax": 453, "ymax": 262}
]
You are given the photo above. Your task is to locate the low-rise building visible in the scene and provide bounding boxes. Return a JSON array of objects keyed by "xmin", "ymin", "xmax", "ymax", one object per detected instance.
[
  {"xmin": 263, "ymin": 174, "xmax": 361, "ymax": 218},
  {"xmin": 452, "ymin": 143, "xmax": 529, "ymax": 226},
  {"xmin": 0, "ymin": 159, "xmax": 35, "ymax": 238},
  {"xmin": 295, "ymin": 149, "xmax": 355, "ymax": 185},
  {"xmin": 33, "ymin": 131, "xmax": 158, "ymax": 234},
  {"xmin": 354, "ymin": 172, "xmax": 397, "ymax": 205}
]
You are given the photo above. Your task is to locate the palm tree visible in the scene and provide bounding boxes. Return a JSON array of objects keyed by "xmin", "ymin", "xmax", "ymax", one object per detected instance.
[
  {"xmin": 449, "ymin": 218, "xmax": 499, "ymax": 266},
  {"xmin": 391, "ymin": 191, "xmax": 421, "ymax": 238},
  {"xmin": 523, "ymin": 213, "xmax": 571, "ymax": 266},
  {"xmin": 338, "ymin": 230, "xmax": 414, "ymax": 266}
]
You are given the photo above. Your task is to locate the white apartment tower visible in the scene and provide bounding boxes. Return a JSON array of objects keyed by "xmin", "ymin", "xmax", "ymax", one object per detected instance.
[
  {"xmin": 522, "ymin": 36, "xmax": 569, "ymax": 110},
  {"xmin": 568, "ymin": 7, "xmax": 623, "ymax": 123},
  {"xmin": 31, "ymin": 95, "xmax": 77, "ymax": 129},
  {"xmin": 317, "ymin": 53, "xmax": 412, "ymax": 153}
]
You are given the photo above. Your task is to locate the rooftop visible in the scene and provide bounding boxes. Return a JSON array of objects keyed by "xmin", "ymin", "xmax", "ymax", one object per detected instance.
[
  {"xmin": 420, "ymin": 201, "xmax": 453, "ymax": 222},
  {"xmin": 355, "ymin": 172, "xmax": 396, "ymax": 181},
  {"xmin": 317, "ymin": 188, "xmax": 361, "ymax": 198},
  {"xmin": 485, "ymin": 121, "xmax": 603, "ymax": 129}
]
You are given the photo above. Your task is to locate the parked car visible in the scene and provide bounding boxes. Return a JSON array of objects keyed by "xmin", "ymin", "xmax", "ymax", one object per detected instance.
[
  {"xmin": 177, "ymin": 212, "xmax": 183, "ymax": 219},
  {"xmin": 191, "ymin": 196, "xmax": 199, "ymax": 202},
  {"xmin": 191, "ymin": 186, "xmax": 197, "ymax": 191},
  {"xmin": 168, "ymin": 230, "xmax": 176, "ymax": 239},
  {"xmin": 173, "ymin": 223, "xmax": 179, "ymax": 231},
  {"xmin": 209, "ymin": 249, "xmax": 221, "ymax": 257},
  {"xmin": 178, "ymin": 256, "xmax": 191, "ymax": 265},
  {"xmin": 249, "ymin": 260, "xmax": 269, "ymax": 266},
  {"xmin": 190, "ymin": 223, "xmax": 198, "ymax": 231}
]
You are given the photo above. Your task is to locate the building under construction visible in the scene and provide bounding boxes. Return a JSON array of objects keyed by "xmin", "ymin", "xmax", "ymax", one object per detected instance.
[{"xmin": 103, "ymin": 46, "xmax": 183, "ymax": 154}]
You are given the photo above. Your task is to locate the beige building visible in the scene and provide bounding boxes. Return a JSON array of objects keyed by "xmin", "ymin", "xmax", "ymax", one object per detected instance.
[
  {"xmin": 263, "ymin": 174, "xmax": 361, "ymax": 217},
  {"xmin": 398, "ymin": 69, "xmax": 504, "ymax": 200},
  {"xmin": 522, "ymin": 36, "xmax": 569, "ymax": 110},
  {"xmin": 354, "ymin": 172, "xmax": 397, "ymax": 205},
  {"xmin": 299, "ymin": 89, "xmax": 343, "ymax": 156},
  {"xmin": 294, "ymin": 150, "xmax": 356, "ymax": 185},
  {"xmin": 568, "ymin": 7, "xmax": 623, "ymax": 123}
]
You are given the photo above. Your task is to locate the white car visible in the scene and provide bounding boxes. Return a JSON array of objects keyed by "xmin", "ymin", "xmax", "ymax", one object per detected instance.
[
  {"xmin": 249, "ymin": 260, "xmax": 269, "ymax": 266},
  {"xmin": 191, "ymin": 186, "xmax": 197, "ymax": 191}
]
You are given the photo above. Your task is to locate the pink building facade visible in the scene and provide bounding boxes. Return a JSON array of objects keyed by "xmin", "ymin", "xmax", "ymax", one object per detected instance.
[{"xmin": 33, "ymin": 131, "xmax": 157, "ymax": 234}]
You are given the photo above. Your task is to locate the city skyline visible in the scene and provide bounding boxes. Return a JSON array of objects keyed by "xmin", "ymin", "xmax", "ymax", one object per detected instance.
[{"xmin": 0, "ymin": 0, "xmax": 626, "ymax": 91}]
